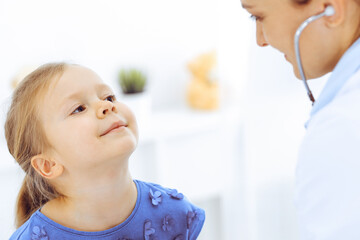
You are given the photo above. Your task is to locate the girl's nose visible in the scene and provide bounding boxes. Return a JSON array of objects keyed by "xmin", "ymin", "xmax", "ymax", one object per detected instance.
[
  {"xmin": 256, "ymin": 22, "xmax": 269, "ymax": 47},
  {"xmin": 96, "ymin": 100, "xmax": 118, "ymax": 119}
]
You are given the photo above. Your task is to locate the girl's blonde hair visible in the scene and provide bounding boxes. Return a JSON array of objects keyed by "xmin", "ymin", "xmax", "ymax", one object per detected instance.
[{"xmin": 5, "ymin": 62, "xmax": 68, "ymax": 228}]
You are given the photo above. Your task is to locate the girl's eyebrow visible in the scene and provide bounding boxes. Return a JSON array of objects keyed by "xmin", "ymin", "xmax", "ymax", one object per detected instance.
[
  {"xmin": 61, "ymin": 92, "xmax": 83, "ymax": 105},
  {"xmin": 95, "ymin": 83, "xmax": 112, "ymax": 91},
  {"xmin": 60, "ymin": 84, "xmax": 112, "ymax": 105}
]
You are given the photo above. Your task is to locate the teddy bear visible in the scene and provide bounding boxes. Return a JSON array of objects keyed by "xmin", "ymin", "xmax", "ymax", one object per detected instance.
[{"xmin": 186, "ymin": 51, "xmax": 219, "ymax": 110}]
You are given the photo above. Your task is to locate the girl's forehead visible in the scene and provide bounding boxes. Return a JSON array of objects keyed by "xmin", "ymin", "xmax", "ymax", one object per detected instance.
[
  {"xmin": 43, "ymin": 66, "xmax": 109, "ymax": 107},
  {"xmin": 49, "ymin": 66, "xmax": 104, "ymax": 93}
]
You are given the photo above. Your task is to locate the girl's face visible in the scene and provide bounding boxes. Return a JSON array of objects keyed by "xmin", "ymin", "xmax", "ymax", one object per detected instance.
[
  {"xmin": 241, "ymin": 0, "xmax": 342, "ymax": 79},
  {"xmin": 40, "ymin": 65, "xmax": 139, "ymax": 174}
]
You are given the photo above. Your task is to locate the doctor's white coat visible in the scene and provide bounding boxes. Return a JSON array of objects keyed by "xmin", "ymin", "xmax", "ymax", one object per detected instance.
[{"xmin": 296, "ymin": 38, "xmax": 360, "ymax": 240}]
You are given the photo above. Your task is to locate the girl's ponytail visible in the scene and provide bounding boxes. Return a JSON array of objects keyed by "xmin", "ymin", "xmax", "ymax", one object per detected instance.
[
  {"xmin": 16, "ymin": 176, "xmax": 34, "ymax": 228},
  {"xmin": 15, "ymin": 172, "xmax": 58, "ymax": 228},
  {"xmin": 5, "ymin": 63, "xmax": 67, "ymax": 228}
]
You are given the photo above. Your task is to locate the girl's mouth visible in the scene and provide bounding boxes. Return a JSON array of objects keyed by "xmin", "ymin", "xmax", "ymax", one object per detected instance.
[{"xmin": 101, "ymin": 121, "xmax": 128, "ymax": 136}]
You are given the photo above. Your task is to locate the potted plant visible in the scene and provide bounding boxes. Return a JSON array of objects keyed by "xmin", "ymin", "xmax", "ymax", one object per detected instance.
[
  {"xmin": 119, "ymin": 69, "xmax": 147, "ymax": 94},
  {"xmin": 118, "ymin": 68, "xmax": 151, "ymax": 125}
]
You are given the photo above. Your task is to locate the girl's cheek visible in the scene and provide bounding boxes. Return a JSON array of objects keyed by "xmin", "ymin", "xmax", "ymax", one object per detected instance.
[{"xmin": 118, "ymin": 103, "xmax": 136, "ymax": 121}]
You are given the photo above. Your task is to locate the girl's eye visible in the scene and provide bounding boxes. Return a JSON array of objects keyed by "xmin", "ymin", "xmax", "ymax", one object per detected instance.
[
  {"xmin": 71, "ymin": 105, "xmax": 86, "ymax": 115},
  {"xmin": 105, "ymin": 95, "xmax": 116, "ymax": 102}
]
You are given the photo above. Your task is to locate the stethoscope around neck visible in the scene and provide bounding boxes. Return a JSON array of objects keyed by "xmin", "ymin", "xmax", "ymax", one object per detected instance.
[{"xmin": 294, "ymin": 5, "xmax": 335, "ymax": 105}]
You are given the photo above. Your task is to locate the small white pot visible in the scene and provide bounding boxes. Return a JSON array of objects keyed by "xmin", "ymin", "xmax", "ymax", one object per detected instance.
[{"xmin": 120, "ymin": 92, "xmax": 152, "ymax": 127}]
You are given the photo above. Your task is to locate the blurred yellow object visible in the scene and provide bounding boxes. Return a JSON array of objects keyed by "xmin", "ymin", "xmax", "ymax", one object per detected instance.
[
  {"xmin": 187, "ymin": 51, "xmax": 219, "ymax": 110},
  {"xmin": 11, "ymin": 65, "xmax": 39, "ymax": 89}
]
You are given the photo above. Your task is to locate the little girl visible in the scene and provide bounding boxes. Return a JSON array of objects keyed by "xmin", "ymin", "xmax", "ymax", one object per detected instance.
[{"xmin": 7, "ymin": 63, "xmax": 205, "ymax": 240}]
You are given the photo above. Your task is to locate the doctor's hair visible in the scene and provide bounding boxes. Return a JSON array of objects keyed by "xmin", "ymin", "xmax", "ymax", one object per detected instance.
[{"xmin": 4, "ymin": 62, "xmax": 69, "ymax": 228}]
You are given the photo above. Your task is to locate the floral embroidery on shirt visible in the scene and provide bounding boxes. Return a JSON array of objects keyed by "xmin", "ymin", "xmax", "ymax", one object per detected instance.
[
  {"xmin": 32, "ymin": 226, "xmax": 48, "ymax": 240},
  {"xmin": 174, "ymin": 234, "xmax": 185, "ymax": 240},
  {"xmin": 149, "ymin": 189, "xmax": 162, "ymax": 206},
  {"xmin": 187, "ymin": 209, "xmax": 205, "ymax": 228},
  {"xmin": 162, "ymin": 214, "xmax": 175, "ymax": 232},
  {"xmin": 185, "ymin": 209, "xmax": 205, "ymax": 239},
  {"xmin": 166, "ymin": 189, "xmax": 184, "ymax": 200},
  {"xmin": 144, "ymin": 219, "xmax": 156, "ymax": 240},
  {"xmin": 187, "ymin": 211, "xmax": 196, "ymax": 229}
]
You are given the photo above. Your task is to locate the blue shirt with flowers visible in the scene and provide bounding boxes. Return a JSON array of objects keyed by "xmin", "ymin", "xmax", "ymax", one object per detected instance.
[{"xmin": 10, "ymin": 180, "xmax": 205, "ymax": 240}]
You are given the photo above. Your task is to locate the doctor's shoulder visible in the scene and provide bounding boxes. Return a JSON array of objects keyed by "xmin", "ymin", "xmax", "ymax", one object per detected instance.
[
  {"xmin": 309, "ymin": 71, "xmax": 360, "ymax": 128},
  {"xmin": 136, "ymin": 180, "xmax": 206, "ymax": 239}
]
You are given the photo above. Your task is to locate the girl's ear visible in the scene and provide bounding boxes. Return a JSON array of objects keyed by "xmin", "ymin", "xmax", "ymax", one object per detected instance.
[
  {"xmin": 323, "ymin": 0, "xmax": 345, "ymax": 27},
  {"xmin": 31, "ymin": 155, "xmax": 64, "ymax": 179}
]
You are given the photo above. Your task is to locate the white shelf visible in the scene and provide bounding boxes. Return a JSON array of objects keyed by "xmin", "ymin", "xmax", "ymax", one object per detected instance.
[
  {"xmin": 131, "ymin": 105, "xmax": 243, "ymax": 198},
  {"xmin": 138, "ymin": 106, "xmax": 242, "ymax": 142}
]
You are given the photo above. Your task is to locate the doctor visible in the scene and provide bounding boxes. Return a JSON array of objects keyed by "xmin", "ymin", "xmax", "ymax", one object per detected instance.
[{"xmin": 241, "ymin": 0, "xmax": 360, "ymax": 239}]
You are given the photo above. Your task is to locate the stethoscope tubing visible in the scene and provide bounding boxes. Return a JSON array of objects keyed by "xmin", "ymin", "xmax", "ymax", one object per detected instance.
[{"xmin": 294, "ymin": 11, "xmax": 329, "ymax": 104}]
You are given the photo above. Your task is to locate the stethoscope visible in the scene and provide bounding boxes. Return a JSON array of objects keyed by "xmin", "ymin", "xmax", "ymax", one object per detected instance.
[{"xmin": 294, "ymin": 5, "xmax": 335, "ymax": 104}]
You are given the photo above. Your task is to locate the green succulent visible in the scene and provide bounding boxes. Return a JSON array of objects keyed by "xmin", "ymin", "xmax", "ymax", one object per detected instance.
[{"xmin": 118, "ymin": 69, "xmax": 147, "ymax": 94}]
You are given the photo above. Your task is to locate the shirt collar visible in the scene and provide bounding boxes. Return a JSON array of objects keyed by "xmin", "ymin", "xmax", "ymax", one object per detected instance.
[{"xmin": 305, "ymin": 37, "xmax": 360, "ymax": 128}]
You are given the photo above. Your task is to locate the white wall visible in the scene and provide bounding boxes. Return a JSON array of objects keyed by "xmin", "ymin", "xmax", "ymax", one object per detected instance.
[{"xmin": 0, "ymin": 0, "xmax": 220, "ymax": 109}]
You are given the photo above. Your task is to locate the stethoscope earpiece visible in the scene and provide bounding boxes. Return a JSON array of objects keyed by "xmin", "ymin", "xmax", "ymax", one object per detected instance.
[{"xmin": 324, "ymin": 6, "xmax": 335, "ymax": 16}]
